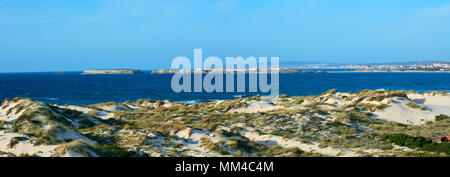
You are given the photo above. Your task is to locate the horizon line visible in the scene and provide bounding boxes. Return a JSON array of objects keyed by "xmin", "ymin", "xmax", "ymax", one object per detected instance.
[{"xmin": 1, "ymin": 60, "xmax": 449, "ymax": 74}]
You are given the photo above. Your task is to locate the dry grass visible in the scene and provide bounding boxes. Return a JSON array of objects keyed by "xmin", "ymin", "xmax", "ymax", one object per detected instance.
[{"xmin": 405, "ymin": 101, "xmax": 425, "ymax": 110}]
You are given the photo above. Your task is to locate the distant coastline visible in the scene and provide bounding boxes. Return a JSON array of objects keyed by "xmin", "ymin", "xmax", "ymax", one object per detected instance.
[
  {"xmin": 329, "ymin": 70, "xmax": 450, "ymax": 73},
  {"xmin": 151, "ymin": 69, "xmax": 327, "ymax": 74},
  {"xmin": 82, "ymin": 69, "xmax": 143, "ymax": 75}
]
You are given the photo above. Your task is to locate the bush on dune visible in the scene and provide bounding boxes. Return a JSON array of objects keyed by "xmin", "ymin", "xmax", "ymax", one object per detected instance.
[
  {"xmin": 383, "ymin": 134, "xmax": 450, "ymax": 155},
  {"xmin": 435, "ymin": 114, "xmax": 449, "ymax": 121},
  {"xmin": 93, "ymin": 144, "xmax": 131, "ymax": 157},
  {"xmin": 383, "ymin": 134, "xmax": 430, "ymax": 148}
]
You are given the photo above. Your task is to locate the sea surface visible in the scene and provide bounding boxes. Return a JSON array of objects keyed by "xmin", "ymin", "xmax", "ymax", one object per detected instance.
[{"xmin": 0, "ymin": 71, "xmax": 449, "ymax": 105}]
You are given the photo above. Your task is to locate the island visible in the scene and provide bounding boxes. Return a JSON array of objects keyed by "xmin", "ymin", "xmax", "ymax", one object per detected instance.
[{"xmin": 82, "ymin": 69, "xmax": 143, "ymax": 75}]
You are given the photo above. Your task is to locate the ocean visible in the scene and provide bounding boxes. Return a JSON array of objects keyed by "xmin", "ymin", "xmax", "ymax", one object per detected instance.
[{"xmin": 0, "ymin": 71, "xmax": 449, "ymax": 105}]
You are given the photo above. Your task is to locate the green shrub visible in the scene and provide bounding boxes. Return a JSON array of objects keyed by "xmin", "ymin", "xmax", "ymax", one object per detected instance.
[
  {"xmin": 200, "ymin": 137, "xmax": 230, "ymax": 155},
  {"xmin": 422, "ymin": 143, "xmax": 450, "ymax": 154},
  {"xmin": 435, "ymin": 114, "xmax": 449, "ymax": 121},
  {"xmin": 335, "ymin": 110, "xmax": 372, "ymax": 124},
  {"xmin": 93, "ymin": 144, "xmax": 131, "ymax": 157},
  {"xmin": 261, "ymin": 146, "xmax": 304, "ymax": 157},
  {"xmin": 383, "ymin": 134, "xmax": 450, "ymax": 155},
  {"xmin": 383, "ymin": 134, "xmax": 430, "ymax": 148},
  {"xmin": 228, "ymin": 138, "xmax": 258, "ymax": 153}
]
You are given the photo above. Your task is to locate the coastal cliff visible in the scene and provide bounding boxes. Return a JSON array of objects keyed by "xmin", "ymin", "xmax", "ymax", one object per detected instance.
[{"xmin": 82, "ymin": 69, "xmax": 143, "ymax": 75}]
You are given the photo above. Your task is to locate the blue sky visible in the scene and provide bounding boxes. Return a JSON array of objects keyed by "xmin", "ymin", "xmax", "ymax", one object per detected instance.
[{"xmin": 1, "ymin": 0, "xmax": 450, "ymax": 72}]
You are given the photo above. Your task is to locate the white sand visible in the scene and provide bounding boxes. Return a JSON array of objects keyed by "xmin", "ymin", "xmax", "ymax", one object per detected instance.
[
  {"xmin": 407, "ymin": 93, "xmax": 450, "ymax": 116},
  {"xmin": 175, "ymin": 128, "xmax": 192, "ymax": 139},
  {"xmin": 233, "ymin": 98, "xmax": 283, "ymax": 113},
  {"xmin": 0, "ymin": 99, "xmax": 38, "ymax": 122},
  {"xmin": 55, "ymin": 129, "xmax": 96, "ymax": 144},
  {"xmin": 372, "ymin": 93, "xmax": 450, "ymax": 125},
  {"xmin": 373, "ymin": 99, "xmax": 436, "ymax": 125},
  {"xmin": 324, "ymin": 97, "xmax": 347, "ymax": 107},
  {"xmin": 240, "ymin": 128, "xmax": 373, "ymax": 157},
  {"xmin": 0, "ymin": 131, "xmax": 57, "ymax": 156},
  {"xmin": 176, "ymin": 128, "xmax": 223, "ymax": 157}
]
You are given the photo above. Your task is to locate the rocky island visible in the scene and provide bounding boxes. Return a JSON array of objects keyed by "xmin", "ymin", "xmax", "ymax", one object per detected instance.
[{"xmin": 82, "ymin": 69, "xmax": 143, "ymax": 75}]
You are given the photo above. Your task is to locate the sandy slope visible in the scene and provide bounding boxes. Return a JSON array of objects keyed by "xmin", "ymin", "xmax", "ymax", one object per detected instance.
[
  {"xmin": 0, "ymin": 131, "xmax": 57, "ymax": 156},
  {"xmin": 372, "ymin": 99, "xmax": 436, "ymax": 125},
  {"xmin": 240, "ymin": 128, "xmax": 386, "ymax": 157},
  {"xmin": 233, "ymin": 97, "xmax": 283, "ymax": 113},
  {"xmin": 372, "ymin": 93, "xmax": 450, "ymax": 125},
  {"xmin": 408, "ymin": 93, "xmax": 450, "ymax": 116},
  {"xmin": 0, "ymin": 99, "xmax": 38, "ymax": 122}
]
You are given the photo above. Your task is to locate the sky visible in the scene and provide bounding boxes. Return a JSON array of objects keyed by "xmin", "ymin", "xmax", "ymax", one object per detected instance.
[{"xmin": 1, "ymin": 0, "xmax": 450, "ymax": 72}]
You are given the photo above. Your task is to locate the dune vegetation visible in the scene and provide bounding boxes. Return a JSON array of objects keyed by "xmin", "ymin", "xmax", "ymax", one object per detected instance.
[{"xmin": 0, "ymin": 89, "xmax": 449, "ymax": 157}]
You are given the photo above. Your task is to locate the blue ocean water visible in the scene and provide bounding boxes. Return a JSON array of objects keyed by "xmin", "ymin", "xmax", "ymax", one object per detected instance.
[{"xmin": 0, "ymin": 71, "xmax": 449, "ymax": 105}]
